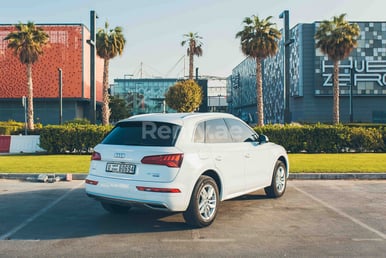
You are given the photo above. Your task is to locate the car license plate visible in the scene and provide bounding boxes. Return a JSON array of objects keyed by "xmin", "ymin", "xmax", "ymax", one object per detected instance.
[{"xmin": 106, "ymin": 162, "xmax": 136, "ymax": 174}]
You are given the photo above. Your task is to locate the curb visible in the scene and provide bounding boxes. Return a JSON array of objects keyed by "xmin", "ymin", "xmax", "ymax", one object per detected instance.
[
  {"xmin": 0, "ymin": 173, "xmax": 87, "ymax": 181},
  {"xmin": 289, "ymin": 173, "xmax": 386, "ymax": 180},
  {"xmin": 1, "ymin": 173, "xmax": 386, "ymax": 181}
]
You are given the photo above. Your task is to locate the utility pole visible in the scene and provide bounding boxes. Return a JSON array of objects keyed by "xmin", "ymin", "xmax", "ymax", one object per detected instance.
[{"xmin": 140, "ymin": 62, "xmax": 143, "ymax": 78}]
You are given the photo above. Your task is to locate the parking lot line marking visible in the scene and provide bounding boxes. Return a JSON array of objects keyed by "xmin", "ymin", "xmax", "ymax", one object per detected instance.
[
  {"xmin": 0, "ymin": 181, "xmax": 84, "ymax": 240},
  {"xmin": 352, "ymin": 238, "xmax": 383, "ymax": 241},
  {"xmin": 293, "ymin": 186, "xmax": 386, "ymax": 241},
  {"xmin": 161, "ymin": 229, "xmax": 234, "ymax": 242},
  {"xmin": 161, "ymin": 238, "xmax": 235, "ymax": 242}
]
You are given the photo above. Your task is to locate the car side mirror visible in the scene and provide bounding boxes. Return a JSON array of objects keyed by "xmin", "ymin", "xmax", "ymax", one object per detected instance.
[{"xmin": 258, "ymin": 134, "xmax": 269, "ymax": 144}]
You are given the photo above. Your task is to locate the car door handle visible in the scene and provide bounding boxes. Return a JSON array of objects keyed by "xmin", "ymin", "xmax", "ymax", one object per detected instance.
[
  {"xmin": 199, "ymin": 152, "xmax": 210, "ymax": 160},
  {"xmin": 244, "ymin": 153, "xmax": 251, "ymax": 158},
  {"xmin": 215, "ymin": 156, "xmax": 222, "ymax": 161}
]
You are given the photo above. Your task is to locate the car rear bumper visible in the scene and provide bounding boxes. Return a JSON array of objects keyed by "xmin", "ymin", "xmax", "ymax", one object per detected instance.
[{"xmin": 85, "ymin": 174, "xmax": 190, "ymax": 212}]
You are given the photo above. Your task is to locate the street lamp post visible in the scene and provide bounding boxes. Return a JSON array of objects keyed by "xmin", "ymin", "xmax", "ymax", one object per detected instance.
[
  {"xmin": 279, "ymin": 10, "xmax": 293, "ymax": 124},
  {"xmin": 350, "ymin": 67, "xmax": 354, "ymax": 122},
  {"xmin": 217, "ymin": 94, "xmax": 222, "ymax": 112},
  {"xmin": 58, "ymin": 68, "xmax": 63, "ymax": 125},
  {"xmin": 21, "ymin": 96, "xmax": 27, "ymax": 135},
  {"xmin": 87, "ymin": 10, "xmax": 98, "ymax": 124}
]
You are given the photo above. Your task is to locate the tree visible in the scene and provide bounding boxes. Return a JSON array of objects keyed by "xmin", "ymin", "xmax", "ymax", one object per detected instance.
[
  {"xmin": 96, "ymin": 21, "xmax": 126, "ymax": 125},
  {"xmin": 165, "ymin": 80, "xmax": 202, "ymax": 112},
  {"xmin": 236, "ymin": 15, "xmax": 281, "ymax": 126},
  {"xmin": 109, "ymin": 95, "xmax": 129, "ymax": 122},
  {"xmin": 181, "ymin": 32, "xmax": 203, "ymax": 80},
  {"xmin": 315, "ymin": 14, "xmax": 360, "ymax": 124},
  {"xmin": 4, "ymin": 21, "xmax": 49, "ymax": 130}
]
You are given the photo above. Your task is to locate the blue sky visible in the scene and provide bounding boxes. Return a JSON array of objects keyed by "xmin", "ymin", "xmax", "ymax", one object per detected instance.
[{"xmin": 2, "ymin": 0, "xmax": 386, "ymax": 82}]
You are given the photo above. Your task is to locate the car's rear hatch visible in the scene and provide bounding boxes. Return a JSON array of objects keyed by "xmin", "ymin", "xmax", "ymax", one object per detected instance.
[{"xmin": 88, "ymin": 121, "xmax": 183, "ymax": 183}]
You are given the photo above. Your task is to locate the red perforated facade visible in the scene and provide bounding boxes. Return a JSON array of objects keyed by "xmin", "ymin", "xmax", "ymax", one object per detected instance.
[
  {"xmin": 0, "ymin": 24, "xmax": 104, "ymax": 124},
  {"xmin": 0, "ymin": 24, "xmax": 103, "ymax": 101}
]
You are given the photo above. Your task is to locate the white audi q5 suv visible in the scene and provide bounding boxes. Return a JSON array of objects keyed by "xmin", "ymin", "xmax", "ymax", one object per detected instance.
[{"xmin": 85, "ymin": 112, "xmax": 289, "ymax": 227}]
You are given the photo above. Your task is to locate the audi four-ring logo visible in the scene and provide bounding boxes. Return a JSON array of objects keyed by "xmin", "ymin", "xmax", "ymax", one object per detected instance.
[{"xmin": 114, "ymin": 153, "xmax": 126, "ymax": 158}]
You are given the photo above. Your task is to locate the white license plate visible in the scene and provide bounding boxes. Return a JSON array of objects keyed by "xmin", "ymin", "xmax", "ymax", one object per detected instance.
[{"xmin": 106, "ymin": 162, "xmax": 136, "ymax": 174}]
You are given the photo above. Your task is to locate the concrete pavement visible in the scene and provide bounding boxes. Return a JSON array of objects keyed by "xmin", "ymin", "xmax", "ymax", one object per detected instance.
[{"xmin": 1, "ymin": 172, "xmax": 386, "ymax": 181}]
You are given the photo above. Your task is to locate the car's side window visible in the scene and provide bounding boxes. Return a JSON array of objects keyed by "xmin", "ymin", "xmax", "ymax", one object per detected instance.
[
  {"xmin": 193, "ymin": 122, "xmax": 205, "ymax": 143},
  {"xmin": 205, "ymin": 118, "xmax": 232, "ymax": 143},
  {"xmin": 225, "ymin": 118, "xmax": 257, "ymax": 143}
]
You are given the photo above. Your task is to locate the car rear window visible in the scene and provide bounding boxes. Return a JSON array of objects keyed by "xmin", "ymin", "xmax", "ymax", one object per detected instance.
[{"xmin": 102, "ymin": 121, "xmax": 181, "ymax": 146}]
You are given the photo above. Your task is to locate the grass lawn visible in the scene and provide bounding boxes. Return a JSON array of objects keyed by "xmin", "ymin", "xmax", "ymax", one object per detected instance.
[
  {"xmin": 0, "ymin": 153, "xmax": 385, "ymax": 174},
  {"xmin": 0, "ymin": 154, "xmax": 91, "ymax": 173},
  {"xmin": 289, "ymin": 153, "xmax": 386, "ymax": 173}
]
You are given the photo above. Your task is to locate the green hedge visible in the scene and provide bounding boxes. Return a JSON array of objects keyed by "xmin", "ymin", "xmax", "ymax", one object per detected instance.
[
  {"xmin": 0, "ymin": 121, "xmax": 42, "ymax": 135},
  {"xmin": 254, "ymin": 124, "xmax": 385, "ymax": 153},
  {"xmin": 2, "ymin": 120, "xmax": 385, "ymax": 153},
  {"xmin": 0, "ymin": 121, "xmax": 24, "ymax": 135},
  {"xmin": 39, "ymin": 124, "xmax": 112, "ymax": 153}
]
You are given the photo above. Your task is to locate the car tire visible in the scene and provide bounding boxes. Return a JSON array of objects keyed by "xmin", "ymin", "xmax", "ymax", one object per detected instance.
[
  {"xmin": 264, "ymin": 160, "xmax": 287, "ymax": 198},
  {"xmin": 183, "ymin": 175, "xmax": 219, "ymax": 228},
  {"xmin": 100, "ymin": 201, "xmax": 131, "ymax": 214}
]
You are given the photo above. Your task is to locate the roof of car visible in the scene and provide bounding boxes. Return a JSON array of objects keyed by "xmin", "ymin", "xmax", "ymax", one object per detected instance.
[{"xmin": 119, "ymin": 112, "xmax": 237, "ymax": 125}]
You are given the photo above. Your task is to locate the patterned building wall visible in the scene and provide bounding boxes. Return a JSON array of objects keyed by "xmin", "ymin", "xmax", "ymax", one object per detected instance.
[
  {"xmin": 314, "ymin": 22, "xmax": 386, "ymax": 97},
  {"xmin": 262, "ymin": 41, "xmax": 285, "ymax": 124},
  {"xmin": 229, "ymin": 58, "xmax": 257, "ymax": 123},
  {"xmin": 230, "ymin": 45, "xmax": 285, "ymax": 124},
  {"xmin": 0, "ymin": 24, "xmax": 103, "ymax": 102},
  {"xmin": 289, "ymin": 24, "xmax": 302, "ymax": 97},
  {"xmin": 228, "ymin": 21, "xmax": 386, "ymax": 124}
]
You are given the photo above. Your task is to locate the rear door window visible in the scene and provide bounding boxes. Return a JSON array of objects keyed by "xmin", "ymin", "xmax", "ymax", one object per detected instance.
[
  {"xmin": 205, "ymin": 119, "xmax": 232, "ymax": 143},
  {"xmin": 102, "ymin": 121, "xmax": 181, "ymax": 146},
  {"xmin": 193, "ymin": 122, "xmax": 205, "ymax": 143}
]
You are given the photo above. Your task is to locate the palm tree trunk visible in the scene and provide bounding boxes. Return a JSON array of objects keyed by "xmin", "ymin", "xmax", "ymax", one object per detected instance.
[
  {"xmin": 333, "ymin": 61, "xmax": 340, "ymax": 124},
  {"xmin": 102, "ymin": 58, "xmax": 110, "ymax": 125},
  {"xmin": 27, "ymin": 63, "xmax": 34, "ymax": 130},
  {"xmin": 189, "ymin": 41, "xmax": 194, "ymax": 80},
  {"xmin": 256, "ymin": 57, "xmax": 264, "ymax": 126}
]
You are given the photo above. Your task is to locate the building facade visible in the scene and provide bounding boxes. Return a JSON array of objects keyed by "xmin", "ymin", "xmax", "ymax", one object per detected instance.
[
  {"xmin": 228, "ymin": 21, "xmax": 386, "ymax": 124},
  {"xmin": 0, "ymin": 24, "xmax": 103, "ymax": 125},
  {"xmin": 112, "ymin": 78, "xmax": 178, "ymax": 115},
  {"xmin": 112, "ymin": 77, "xmax": 212, "ymax": 115},
  {"xmin": 206, "ymin": 77, "xmax": 227, "ymax": 112}
]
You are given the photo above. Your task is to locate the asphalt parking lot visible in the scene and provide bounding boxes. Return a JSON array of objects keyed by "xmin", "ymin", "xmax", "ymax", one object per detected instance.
[{"xmin": 0, "ymin": 178, "xmax": 385, "ymax": 257}]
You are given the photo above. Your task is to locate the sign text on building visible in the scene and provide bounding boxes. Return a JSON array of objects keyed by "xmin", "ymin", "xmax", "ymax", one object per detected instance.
[{"xmin": 322, "ymin": 60, "xmax": 386, "ymax": 87}]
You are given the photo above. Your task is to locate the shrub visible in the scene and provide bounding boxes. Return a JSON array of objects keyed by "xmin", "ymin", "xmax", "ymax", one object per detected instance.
[
  {"xmin": 40, "ymin": 124, "xmax": 112, "ymax": 153},
  {"xmin": 0, "ymin": 120, "xmax": 42, "ymax": 135},
  {"xmin": 255, "ymin": 124, "xmax": 307, "ymax": 153},
  {"xmin": 64, "ymin": 118, "xmax": 91, "ymax": 125},
  {"xmin": 165, "ymin": 80, "xmax": 202, "ymax": 112},
  {"xmin": 254, "ymin": 123, "xmax": 385, "ymax": 153},
  {"xmin": 348, "ymin": 127, "xmax": 385, "ymax": 152},
  {"xmin": 0, "ymin": 121, "xmax": 24, "ymax": 135}
]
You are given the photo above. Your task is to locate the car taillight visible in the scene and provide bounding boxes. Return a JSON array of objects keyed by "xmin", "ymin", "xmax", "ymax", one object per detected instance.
[
  {"xmin": 85, "ymin": 179, "xmax": 99, "ymax": 185},
  {"xmin": 91, "ymin": 152, "xmax": 101, "ymax": 160},
  {"xmin": 141, "ymin": 154, "xmax": 183, "ymax": 168},
  {"xmin": 136, "ymin": 186, "xmax": 181, "ymax": 193}
]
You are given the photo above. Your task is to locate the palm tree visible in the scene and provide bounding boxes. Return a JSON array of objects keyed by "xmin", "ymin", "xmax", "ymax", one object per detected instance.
[
  {"xmin": 4, "ymin": 21, "xmax": 49, "ymax": 130},
  {"xmin": 236, "ymin": 15, "xmax": 281, "ymax": 126},
  {"xmin": 315, "ymin": 14, "xmax": 360, "ymax": 124},
  {"xmin": 96, "ymin": 21, "xmax": 126, "ymax": 125},
  {"xmin": 181, "ymin": 32, "xmax": 203, "ymax": 80}
]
